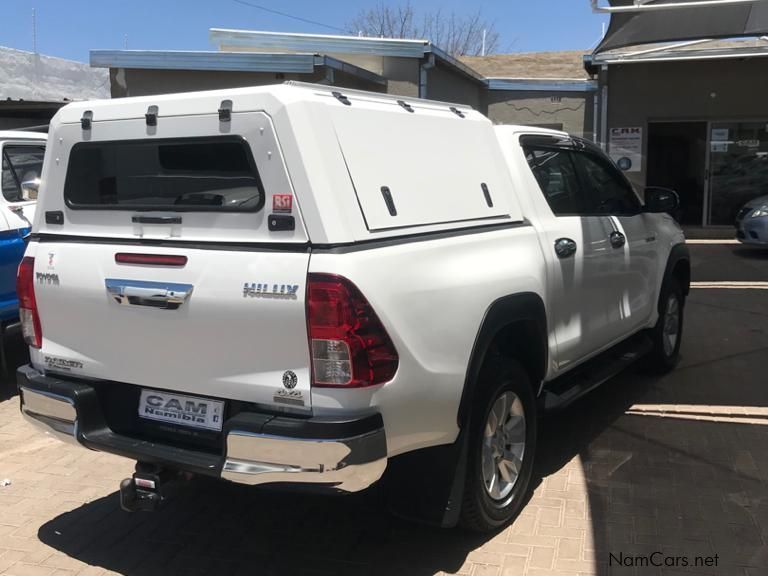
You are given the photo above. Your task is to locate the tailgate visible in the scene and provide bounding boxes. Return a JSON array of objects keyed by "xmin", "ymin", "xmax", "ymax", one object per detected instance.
[
  {"xmin": 30, "ymin": 241, "xmax": 312, "ymax": 409},
  {"xmin": 29, "ymin": 109, "xmax": 314, "ymax": 411}
]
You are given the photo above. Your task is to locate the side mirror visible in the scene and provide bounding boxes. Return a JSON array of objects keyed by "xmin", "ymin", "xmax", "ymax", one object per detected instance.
[
  {"xmin": 644, "ymin": 186, "xmax": 679, "ymax": 214},
  {"xmin": 20, "ymin": 178, "xmax": 40, "ymax": 201}
]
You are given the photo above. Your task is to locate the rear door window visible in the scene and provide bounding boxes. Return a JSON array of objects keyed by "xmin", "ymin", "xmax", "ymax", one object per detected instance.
[
  {"xmin": 64, "ymin": 136, "xmax": 265, "ymax": 212},
  {"xmin": 2, "ymin": 145, "xmax": 45, "ymax": 202},
  {"xmin": 571, "ymin": 151, "xmax": 642, "ymax": 215}
]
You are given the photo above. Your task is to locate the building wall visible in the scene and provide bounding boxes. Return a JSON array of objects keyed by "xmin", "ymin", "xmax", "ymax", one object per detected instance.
[
  {"xmin": 108, "ymin": 68, "xmax": 383, "ymax": 98},
  {"xmin": 426, "ymin": 63, "xmax": 484, "ymax": 112},
  {"xmin": 215, "ymin": 46, "xmax": 420, "ymax": 95},
  {"xmin": 328, "ymin": 54, "xmax": 421, "ymax": 98},
  {"xmin": 485, "ymin": 90, "xmax": 595, "ymax": 140},
  {"xmin": 606, "ymin": 58, "xmax": 768, "ymax": 188},
  {"xmin": 0, "ymin": 102, "xmax": 63, "ymax": 131}
]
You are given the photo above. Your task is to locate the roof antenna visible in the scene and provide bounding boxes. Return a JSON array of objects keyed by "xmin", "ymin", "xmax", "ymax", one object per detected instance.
[
  {"xmin": 32, "ymin": 8, "xmax": 37, "ymax": 54},
  {"xmin": 124, "ymin": 34, "xmax": 128, "ymax": 49},
  {"xmin": 481, "ymin": 29, "xmax": 487, "ymax": 56}
]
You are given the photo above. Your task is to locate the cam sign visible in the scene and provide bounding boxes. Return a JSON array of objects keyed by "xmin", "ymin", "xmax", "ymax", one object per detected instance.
[{"xmin": 610, "ymin": 127, "xmax": 643, "ymax": 172}]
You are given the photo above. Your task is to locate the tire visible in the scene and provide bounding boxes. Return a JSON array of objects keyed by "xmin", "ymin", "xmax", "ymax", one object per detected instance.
[
  {"xmin": 460, "ymin": 358, "xmax": 537, "ymax": 532},
  {"xmin": 647, "ymin": 276, "xmax": 685, "ymax": 373}
]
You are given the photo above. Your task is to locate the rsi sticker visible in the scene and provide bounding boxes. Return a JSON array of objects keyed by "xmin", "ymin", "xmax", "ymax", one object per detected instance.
[
  {"xmin": 272, "ymin": 194, "xmax": 293, "ymax": 213},
  {"xmin": 44, "ymin": 356, "xmax": 83, "ymax": 372},
  {"xmin": 243, "ymin": 283, "xmax": 300, "ymax": 299}
]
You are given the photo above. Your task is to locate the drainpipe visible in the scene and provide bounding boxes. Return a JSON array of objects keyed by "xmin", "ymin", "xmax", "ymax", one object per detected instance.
[
  {"xmin": 419, "ymin": 53, "xmax": 435, "ymax": 99},
  {"xmin": 592, "ymin": 88, "xmax": 599, "ymax": 144},
  {"xmin": 319, "ymin": 67, "xmax": 335, "ymax": 86},
  {"xmin": 600, "ymin": 65, "xmax": 609, "ymax": 151}
]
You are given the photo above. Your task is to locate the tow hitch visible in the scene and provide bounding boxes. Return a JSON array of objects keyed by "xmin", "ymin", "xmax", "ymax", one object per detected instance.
[{"xmin": 119, "ymin": 463, "xmax": 181, "ymax": 512}]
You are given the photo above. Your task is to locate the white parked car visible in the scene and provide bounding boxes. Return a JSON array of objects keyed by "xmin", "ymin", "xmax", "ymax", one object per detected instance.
[
  {"xmin": 0, "ymin": 131, "xmax": 46, "ymax": 326},
  {"xmin": 17, "ymin": 84, "xmax": 688, "ymax": 531},
  {"xmin": 735, "ymin": 194, "xmax": 768, "ymax": 246}
]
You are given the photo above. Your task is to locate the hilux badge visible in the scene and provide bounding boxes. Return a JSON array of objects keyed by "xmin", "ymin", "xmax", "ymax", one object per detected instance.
[{"xmin": 243, "ymin": 283, "xmax": 300, "ymax": 299}]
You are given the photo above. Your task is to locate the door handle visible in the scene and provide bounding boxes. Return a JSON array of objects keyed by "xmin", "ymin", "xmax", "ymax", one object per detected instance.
[
  {"xmin": 131, "ymin": 215, "xmax": 182, "ymax": 225},
  {"xmin": 609, "ymin": 231, "xmax": 626, "ymax": 249},
  {"xmin": 106, "ymin": 279, "xmax": 193, "ymax": 310},
  {"xmin": 554, "ymin": 238, "xmax": 577, "ymax": 259}
]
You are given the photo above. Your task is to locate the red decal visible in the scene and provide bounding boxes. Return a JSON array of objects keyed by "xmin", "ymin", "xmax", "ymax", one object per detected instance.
[{"xmin": 273, "ymin": 194, "xmax": 293, "ymax": 213}]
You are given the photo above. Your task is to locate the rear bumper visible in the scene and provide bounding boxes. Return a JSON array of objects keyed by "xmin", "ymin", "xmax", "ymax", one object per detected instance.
[{"xmin": 17, "ymin": 365, "xmax": 387, "ymax": 493}]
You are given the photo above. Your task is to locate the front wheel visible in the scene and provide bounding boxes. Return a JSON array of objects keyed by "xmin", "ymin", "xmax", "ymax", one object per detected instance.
[
  {"xmin": 648, "ymin": 277, "xmax": 685, "ymax": 373},
  {"xmin": 460, "ymin": 359, "xmax": 537, "ymax": 532}
]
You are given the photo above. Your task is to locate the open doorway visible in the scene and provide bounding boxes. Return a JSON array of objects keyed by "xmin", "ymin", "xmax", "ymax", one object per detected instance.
[{"xmin": 647, "ymin": 122, "xmax": 707, "ymax": 225}]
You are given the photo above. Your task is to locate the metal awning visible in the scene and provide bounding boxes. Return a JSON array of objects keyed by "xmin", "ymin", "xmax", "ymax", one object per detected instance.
[
  {"xmin": 594, "ymin": 0, "xmax": 768, "ymax": 53},
  {"xmin": 89, "ymin": 50, "xmax": 386, "ymax": 85},
  {"xmin": 209, "ymin": 29, "xmax": 488, "ymax": 85}
]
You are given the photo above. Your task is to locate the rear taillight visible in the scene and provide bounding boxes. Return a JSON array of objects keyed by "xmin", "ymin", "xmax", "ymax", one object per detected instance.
[
  {"xmin": 307, "ymin": 274, "xmax": 398, "ymax": 388},
  {"xmin": 17, "ymin": 256, "xmax": 42, "ymax": 349}
]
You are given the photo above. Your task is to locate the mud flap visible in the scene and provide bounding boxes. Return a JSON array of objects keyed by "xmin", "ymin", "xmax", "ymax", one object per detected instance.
[{"xmin": 385, "ymin": 425, "xmax": 470, "ymax": 528}]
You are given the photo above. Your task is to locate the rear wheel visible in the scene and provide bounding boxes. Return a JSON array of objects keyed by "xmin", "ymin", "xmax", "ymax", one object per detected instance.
[
  {"xmin": 460, "ymin": 358, "xmax": 537, "ymax": 532},
  {"xmin": 648, "ymin": 277, "xmax": 685, "ymax": 373}
]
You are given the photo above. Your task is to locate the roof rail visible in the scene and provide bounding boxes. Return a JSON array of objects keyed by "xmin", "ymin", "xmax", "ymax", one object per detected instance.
[{"xmin": 284, "ymin": 81, "xmax": 476, "ymax": 112}]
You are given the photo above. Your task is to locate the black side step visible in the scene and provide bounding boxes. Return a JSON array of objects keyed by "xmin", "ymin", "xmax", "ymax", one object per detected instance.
[{"xmin": 541, "ymin": 333, "xmax": 653, "ymax": 412}]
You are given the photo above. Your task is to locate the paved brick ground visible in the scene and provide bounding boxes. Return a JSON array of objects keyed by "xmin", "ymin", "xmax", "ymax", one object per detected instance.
[{"xmin": 1, "ymin": 243, "xmax": 767, "ymax": 576}]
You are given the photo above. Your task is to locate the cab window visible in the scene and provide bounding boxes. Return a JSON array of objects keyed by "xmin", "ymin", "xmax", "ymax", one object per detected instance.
[{"xmin": 1, "ymin": 146, "xmax": 45, "ymax": 202}]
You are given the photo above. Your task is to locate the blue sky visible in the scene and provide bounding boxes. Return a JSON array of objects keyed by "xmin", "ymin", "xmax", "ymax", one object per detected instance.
[{"xmin": 0, "ymin": 1, "xmax": 608, "ymax": 62}]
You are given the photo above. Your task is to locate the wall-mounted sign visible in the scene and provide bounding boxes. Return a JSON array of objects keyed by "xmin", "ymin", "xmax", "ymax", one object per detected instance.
[{"xmin": 609, "ymin": 127, "xmax": 642, "ymax": 172}]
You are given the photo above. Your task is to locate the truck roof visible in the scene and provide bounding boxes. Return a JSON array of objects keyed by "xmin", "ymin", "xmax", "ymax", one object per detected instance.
[
  {"xmin": 493, "ymin": 124, "xmax": 569, "ymax": 138},
  {"xmin": 42, "ymin": 81, "xmax": 526, "ymax": 244},
  {"xmin": 53, "ymin": 82, "xmax": 478, "ymax": 125},
  {"xmin": 0, "ymin": 131, "xmax": 47, "ymax": 141}
]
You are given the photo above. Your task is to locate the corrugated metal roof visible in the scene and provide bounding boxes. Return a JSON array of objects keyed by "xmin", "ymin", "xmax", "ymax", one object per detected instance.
[
  {"xmin": 209, "ymin": 28, "xmax": 487, "ymax": 84},
  {"xmin": 592, "ymin": 36, "xmax": 768, "ymax": 63},
  {"xmin": 91, "ymin": 50, "xmax": 319, "ymax": 73},
  {"xmin": 209, "ymin": 28, "xmax": 429, "ymax": 58}
]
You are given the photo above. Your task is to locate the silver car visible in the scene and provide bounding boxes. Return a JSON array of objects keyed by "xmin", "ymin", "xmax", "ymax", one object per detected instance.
[{"xmin": 736, "ymin": 194, "xmax": 768, "ymax": 246}]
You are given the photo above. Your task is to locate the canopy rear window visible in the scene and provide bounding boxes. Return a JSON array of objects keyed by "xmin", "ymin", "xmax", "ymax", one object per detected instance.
[{"xmin": 64, "ymin": 136, "xmax": 265, "ymax": 212}]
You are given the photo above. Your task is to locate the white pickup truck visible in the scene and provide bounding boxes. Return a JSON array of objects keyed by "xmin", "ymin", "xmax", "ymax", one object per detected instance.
[{"xmin": 17, "ymin": 83, "xmax": 688, "ymax": 531}]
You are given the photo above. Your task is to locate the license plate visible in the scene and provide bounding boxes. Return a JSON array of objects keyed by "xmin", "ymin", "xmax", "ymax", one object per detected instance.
[{"xmin": 138, "ymin": 389, "xmax": 224, "ymax": 432}]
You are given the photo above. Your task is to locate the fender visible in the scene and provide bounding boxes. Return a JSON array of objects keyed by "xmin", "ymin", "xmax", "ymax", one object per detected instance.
[
  {"xmin": 386, "ymin": 292, "xmax": 548, "ymax": 528},
  {"xmin": 662, "ymin": 243, "xmax": 691, "ymax": 297},
  {"xmin": 458, "ymin": 292, "xmax": 548, "ymax": 426}
]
